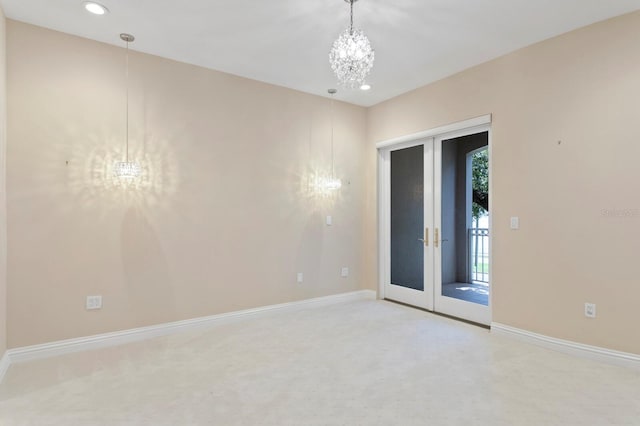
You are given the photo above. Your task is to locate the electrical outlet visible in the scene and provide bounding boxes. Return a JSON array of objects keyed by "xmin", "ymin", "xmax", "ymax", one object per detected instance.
[
  {"xmin": 86, "ymin": 295, "xmax": 102, "ymax": 310},
  {"xmin": 584, "ymin": 302, "xmax": 596, "ymax": 318},
  {"xmin": 297, "ymin": 273, "xmax": 304, "ymax": 283},
  {"xmin": 341, "ymin": 267, "xmax": 349, "ymax": 277}
]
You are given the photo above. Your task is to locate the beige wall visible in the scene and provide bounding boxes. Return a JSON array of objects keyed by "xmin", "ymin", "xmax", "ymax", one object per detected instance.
[
  {"xmin": 366, "ymin": 11, "xmax": 640, "ymax": 355},
  {"xmin": 0, "ymin": 7, "xmax": 6, "ymax": 357},
  {"xmin": 7, "ymin": 11, "xmax": 640, "ymax": 356},
  {"xmin": 6, "ymin": 21, "xmax": 368, "ymax": 348}
]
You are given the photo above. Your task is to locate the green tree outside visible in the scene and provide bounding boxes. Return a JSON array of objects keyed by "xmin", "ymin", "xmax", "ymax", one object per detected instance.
[{"xmin": 472, "ymin": 149, "xmax": 489, "ymax": 220}]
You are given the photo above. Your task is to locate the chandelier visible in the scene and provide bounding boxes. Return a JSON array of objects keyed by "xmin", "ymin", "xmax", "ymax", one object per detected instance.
[{"xmin": 329, "ymin": 0, "xmax": 375, "ymax": 88}]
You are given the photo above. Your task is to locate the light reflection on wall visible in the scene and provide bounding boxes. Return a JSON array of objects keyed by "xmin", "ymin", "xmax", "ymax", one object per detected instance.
[
  {"xmin": 67, "ymin": 134, "xmax": 179, "ymax": 213},
  {"xmin": 298, "ymin": 162, "xmax": 344, "ymax": 211}
]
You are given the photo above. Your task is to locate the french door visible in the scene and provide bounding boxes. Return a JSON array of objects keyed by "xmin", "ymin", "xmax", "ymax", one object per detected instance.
[
  {"xmin": 380, "ymin": 138, "xmax": 435, "ymax": 310},
  {"xmin": 379, "ymin": 121, "xmax": 491, "ymax": 325}
]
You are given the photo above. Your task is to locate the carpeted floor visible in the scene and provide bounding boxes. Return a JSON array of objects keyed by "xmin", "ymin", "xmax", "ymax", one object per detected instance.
[{"xmin": 1, "ymin": 298, "xmax": 639, "ymax": 425}]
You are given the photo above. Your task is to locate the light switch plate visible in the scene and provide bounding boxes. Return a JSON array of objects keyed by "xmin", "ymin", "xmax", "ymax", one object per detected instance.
[
  {"xmin": 326, "ymin": 216, "xmax": 333, "ymax": 226},
  {"xmin": 341, "ymin": 267, "xmax": 349, "ymax": 277},
  {"xmin": 297, "ymin": 273, "xmax": 303, "ymax": 283},
  {"xmin": 510, "ymin": 217, "xmax": 519, "ymax": 230}
]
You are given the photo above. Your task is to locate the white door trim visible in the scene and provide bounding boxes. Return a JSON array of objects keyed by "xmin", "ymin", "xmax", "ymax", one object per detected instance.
[
  {"xmin": 377, "ymin": 115, "xmax": 493, "ymax": 324},
  {"xmin": 375, "ymin": 115, "xmax": 492, "ymax": 149}
]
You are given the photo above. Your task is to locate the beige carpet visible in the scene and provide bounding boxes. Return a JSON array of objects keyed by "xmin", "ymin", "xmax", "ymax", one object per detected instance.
[{"xmin": 1, "ymin": 299, "xmax": 639, "ymax": 425}]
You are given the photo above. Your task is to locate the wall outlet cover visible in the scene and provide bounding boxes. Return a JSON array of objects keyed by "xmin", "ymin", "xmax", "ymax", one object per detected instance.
[
  {"xmin": 584, "ymin": 302, "xmax": 596, "ymax": 318},
  {"xmin": 86, "ymin": 295, "xmax": 102, "ymax": 310}
]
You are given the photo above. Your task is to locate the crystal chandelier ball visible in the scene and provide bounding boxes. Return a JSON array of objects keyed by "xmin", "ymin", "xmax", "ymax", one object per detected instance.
[
  {"xmin": 329, "ymin": 28, "xmax": 375, "ymax": 88},
  {"xmin": 114, "ymin": 161, "xmax": 141, "ymax": 178}
]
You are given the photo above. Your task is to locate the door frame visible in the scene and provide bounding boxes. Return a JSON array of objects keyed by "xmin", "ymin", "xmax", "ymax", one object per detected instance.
[{"xmin": 376, "ymin": 115, "xmax": 493, "ymax": 322}]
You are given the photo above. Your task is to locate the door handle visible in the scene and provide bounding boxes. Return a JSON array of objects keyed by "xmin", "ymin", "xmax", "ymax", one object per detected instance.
[
  {"xmin": 417, "ymin": 228, "xmax": 429, "ymax": 247},
  {"xmin": 435, "ymin": 228, "xmax": 439, "ymax": 248}
]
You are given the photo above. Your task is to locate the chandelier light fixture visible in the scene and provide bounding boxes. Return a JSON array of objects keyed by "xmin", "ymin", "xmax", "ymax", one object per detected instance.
[
  {"xmin": 114, "ymin": 33, "xmax": 141, "ymax": 179},
  {"xmin": 329, "ymin": 0, "xmax": 375, "ymax": 88}
]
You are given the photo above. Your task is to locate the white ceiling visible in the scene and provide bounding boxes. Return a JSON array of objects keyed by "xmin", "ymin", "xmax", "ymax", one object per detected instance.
[{"xmin": 2, "ymin": 0, "xmax": 640, "ymax": 106}]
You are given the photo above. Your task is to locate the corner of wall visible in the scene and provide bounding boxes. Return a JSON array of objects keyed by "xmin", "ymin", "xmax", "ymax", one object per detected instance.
[{"xmin": 0, "ymin": 5, "xmax": 7, "ymax": 363}]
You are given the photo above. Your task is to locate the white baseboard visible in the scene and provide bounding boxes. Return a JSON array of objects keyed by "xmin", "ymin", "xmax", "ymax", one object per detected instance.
[
  {"xmin": 0, "ymin": 351, "xmax": 9, "ymax": 383},
  {"xmin": 491, "ymin": 322, "xmax": 640, "ymax": 370},
  {"xmin": 5, "ymin": 290, "xmax": 377, "ymax": 369}
]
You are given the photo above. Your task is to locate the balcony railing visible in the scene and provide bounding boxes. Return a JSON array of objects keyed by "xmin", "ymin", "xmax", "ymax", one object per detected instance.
[{"xmin": 469, "ymin": 227, "xmax": 489, "ymax": 283}]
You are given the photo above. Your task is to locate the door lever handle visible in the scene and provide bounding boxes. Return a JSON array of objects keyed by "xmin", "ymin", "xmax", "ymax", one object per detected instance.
[{"xmin": 418, "ymin": 228, "xmax": 429, "ymax": 247}]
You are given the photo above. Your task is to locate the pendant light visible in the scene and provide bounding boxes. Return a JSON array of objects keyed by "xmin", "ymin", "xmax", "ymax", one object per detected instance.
[
  {"xmin": 323, "ymin": 88, "xmax": 342, "ymax": 191},
  {"xmin": 114, "ymin": 33, "xmax": 141, "ymax": 178}
]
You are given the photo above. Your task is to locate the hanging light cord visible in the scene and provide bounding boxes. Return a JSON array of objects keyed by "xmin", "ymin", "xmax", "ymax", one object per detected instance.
[
  {"xmin": 125, "ymin": 39, "xmax": 130, "ymax": 163},
  {"xmin": 349, "ymin": 0, "xmax": 354, "ymax": 34},
  {"xmin": 330, "ymin": 93, "xmax": 335, "ymax": 179}
]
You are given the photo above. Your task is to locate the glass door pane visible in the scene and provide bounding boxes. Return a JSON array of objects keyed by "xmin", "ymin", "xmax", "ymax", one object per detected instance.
[
  {"xmin": 390, "ymin": 145, "xmax": 424, "ymax": 291},
  {"xmin": 434, "ymin": 129, "xmax": 491, "ymax": 326}
]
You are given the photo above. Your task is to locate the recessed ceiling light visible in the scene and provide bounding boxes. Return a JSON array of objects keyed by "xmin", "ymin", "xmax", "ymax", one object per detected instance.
[
  {"xmin": 360, "ymin": 84, "xmax": 372, "ymax": 91},
  {"xmin": 83, "ymin": 2, "xmax": 109, "ymax": 15}
]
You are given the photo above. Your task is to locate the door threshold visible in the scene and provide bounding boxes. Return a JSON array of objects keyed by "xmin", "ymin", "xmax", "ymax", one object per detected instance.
[{"xmin": 383, "ymin": 298, "xmax": 490, "ymax": 330}]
